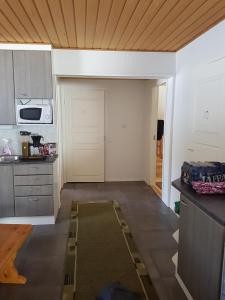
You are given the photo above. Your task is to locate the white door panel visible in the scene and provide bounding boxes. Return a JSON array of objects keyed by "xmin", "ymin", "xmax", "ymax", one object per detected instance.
[{"xmin": 63, "ymin": 88, "xmax": 105, "ymax": 182}]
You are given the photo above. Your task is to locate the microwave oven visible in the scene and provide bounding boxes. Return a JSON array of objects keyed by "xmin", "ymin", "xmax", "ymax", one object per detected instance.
[{"xmin": 16, "ymin": 104, "xmax": 53, "ymax": 124}]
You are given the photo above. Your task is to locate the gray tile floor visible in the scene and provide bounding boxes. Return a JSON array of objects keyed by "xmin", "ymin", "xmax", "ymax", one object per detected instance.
[{"xmin": 0, "ymin": 181, "xmax": 187, "ymax": 300}]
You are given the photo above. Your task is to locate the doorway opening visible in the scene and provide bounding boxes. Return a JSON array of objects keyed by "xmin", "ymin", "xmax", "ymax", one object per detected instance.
[
  {"xmin": 57, "ymin": 77, "xmax": 175, "ymax": 208},
  {"xmin": 153, "ymin": 84, "xmax": 166, "ymax": 197}
]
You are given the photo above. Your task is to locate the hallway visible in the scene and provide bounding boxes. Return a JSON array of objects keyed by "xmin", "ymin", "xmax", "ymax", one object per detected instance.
[
  {"xmin": 0, "ymin": 182, "xmax": 186, "ymax": 300},
  {"xmin": 61, "ymin": 181, "xmax": 186, "ymax": 300}
]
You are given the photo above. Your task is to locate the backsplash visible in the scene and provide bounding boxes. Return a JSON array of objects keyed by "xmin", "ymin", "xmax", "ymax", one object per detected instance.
[{"xmin": 0, "ymin": 125, "xmax": 57, "ymax": 155}]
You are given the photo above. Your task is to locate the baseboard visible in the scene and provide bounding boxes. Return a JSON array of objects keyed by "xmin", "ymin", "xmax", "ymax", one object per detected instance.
[
  {"xmin": 0, "ymin": 216, "xmax": 55, "ymax": 225},
  {"xmin": 175, "ymin": 272, "xmax": 194, "ymax": 300},
  {"xmin": 151, "ymin": 184, "xmax": 162, "ymax": 198},
  {"xmin": 105, "ymin": 178, "xmax": 144, "ymax": 182}
]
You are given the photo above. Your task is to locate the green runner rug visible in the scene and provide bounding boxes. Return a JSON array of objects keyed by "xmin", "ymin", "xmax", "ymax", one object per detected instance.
[{"xmin": 63, "ymin": 201, "xmax": 159, "ymax": 300}]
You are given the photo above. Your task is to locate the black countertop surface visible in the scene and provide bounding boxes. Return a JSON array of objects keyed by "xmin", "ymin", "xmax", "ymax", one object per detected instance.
[
  {"xmin": 0, "ymin": 155, "xmax": 58, "ymax": 165},
  {"xmin": 172, "ymin": 179, "xmax": 225, "ymax": 226}
]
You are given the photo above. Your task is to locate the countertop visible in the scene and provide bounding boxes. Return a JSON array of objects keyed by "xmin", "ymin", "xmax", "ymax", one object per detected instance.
[
  {"xmin": 0, "ymin": 155, "xmax": 58, "ymax": 165},
  {"xmin": 173, "ymin": 179, "xmax": 225, "ymax": 226}
]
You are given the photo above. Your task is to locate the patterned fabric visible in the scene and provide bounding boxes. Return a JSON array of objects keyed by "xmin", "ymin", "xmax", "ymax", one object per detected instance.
[
  {"xmin": 192, "ymin": 181, "xmax": 225, "ymax": 194},
  {"xmin": 181, "ymin": 162, "xmax": 225, "ymax": 185}
]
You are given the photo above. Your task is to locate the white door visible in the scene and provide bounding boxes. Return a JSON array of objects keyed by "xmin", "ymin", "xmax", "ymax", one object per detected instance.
[{"xmin": 63, "ymin": 88, "xmax": 105, "ymax": 182}]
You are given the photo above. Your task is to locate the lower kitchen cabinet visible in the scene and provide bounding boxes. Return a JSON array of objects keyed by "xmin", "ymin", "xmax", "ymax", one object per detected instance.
[
  {"xmin": 0, "ymin": 162, "xmax": 57, "ymax": 218},
  {"xmin": 15, "ymin": 196, "xmax": 53, "ymax": 216},
  {"xmin": 0, "ymin": 165, "xmax": 14, "ymax": 217},
  {"xmin": 178, "ymin": 194, "xmax": 224, "ymax": 300},
  {"xmin": 14, "ymin": 163, "xmax": 54, "ymax": 217}
]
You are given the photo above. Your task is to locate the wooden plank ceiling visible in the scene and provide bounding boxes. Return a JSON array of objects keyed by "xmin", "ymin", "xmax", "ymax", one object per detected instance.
[{"xmin": 0, "ymin": 0, "xmax": 225, "ymax": 51}]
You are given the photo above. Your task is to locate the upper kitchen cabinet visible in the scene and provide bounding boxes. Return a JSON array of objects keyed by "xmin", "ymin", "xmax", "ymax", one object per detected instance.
[
  {"xmin": 0, "ymin": 50, "xmax": 16, "ymax": 125},
  {"xmin": 13, "ymin": 50, "xmax": 53, "ymax": 99}
]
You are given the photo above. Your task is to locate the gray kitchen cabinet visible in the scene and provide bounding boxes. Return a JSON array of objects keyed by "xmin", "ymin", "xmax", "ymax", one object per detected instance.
[
  {"xmin": 0, "ymin": 165, "xmax": 14, "ymax": 217},
  {"xmin": 14, "ymin": 162, "xmax": 54, "ymax": 216},
  {"xmin": 0, "ymin": 50, "xmax": 16, "ymax": 125},
  {"xmin": 14, "ymin": 175, "xmax": 53, "ymax": 186},
  {"xmin": 14, "ymin": 163, "xmax": 53, "ymax": 175},
  {"xmin": 178, "ymin": 194, "xmax": 224, "ymax": 300},
  {"xmin": 13, "ymin": 50, "xmax": 53, "ymax": 99},
  {"xmin": 15, "ymin": 196, "xmax": 53, "ymax": 217}
]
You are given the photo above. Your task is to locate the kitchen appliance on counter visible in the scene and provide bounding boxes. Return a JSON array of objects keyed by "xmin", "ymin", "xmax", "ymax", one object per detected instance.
[
  {"xmin": 16, "ymin": 102, "xmax": 53, "ymax": 124},
  {"xmin": 30, "ymin": 134, "xmax": 44, "ymax": 156},
  {"xmin": 20, "ymin": 131, "xmax": 31, "ymax": 157}
]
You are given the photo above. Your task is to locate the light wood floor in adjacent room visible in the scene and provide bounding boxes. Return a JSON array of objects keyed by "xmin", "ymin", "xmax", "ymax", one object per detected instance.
[{"xmin": 153, "ymin": 155, "xmax": 163, "ymax": 197}]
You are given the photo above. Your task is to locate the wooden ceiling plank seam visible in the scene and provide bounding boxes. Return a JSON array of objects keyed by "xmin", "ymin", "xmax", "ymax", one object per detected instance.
[
  {"xmin": 99, "ymin": 0, "xmax": 115, "ymax": 49},
  {"xmin": 30, "ymin": 0, "xmax": 53, "ymax": 44},
  {"xmin": 164, "ymin": 0, "xmax": 225, "ymax": 49},
  {"xmin": 91, "ymin": 0, "xmax": 100, "ymax": 48},
  {"xmin": 139, "ymin": 0, "xmax": 193, "ymax": 50},
  {"xmin": 74, "ymin": 0, "xmax": 86, "ymax": 48},
  {"xmin": 0, "ymin": 9, "xmax": 25, "ymax": 42},
  {"xmin": 46, "ymin": 0, "xmax": 66, "ymax": 47},
  {"xmin": 175, "ymin": 10, "xmax": 225, "ymax": 52},
  {"xmin": 72, "ymin": 0, "xmax": 78, "ymax": 48},
  {"xmin": 0, "ymin": 22, "xmax": 15, "ymax": 41},
  {"xmin": 85, "ymin": 0, "xmax": 99, "ymax": 48},
  {"xmin": 47, "ymin": 0, "xmax": 69, "ymax": 47},
  {"xmin": 148, "ymin": 0, "xmax": 207, "ymax": 49},
  {"xmin": 0, "ymin": 31, "xmax": 7, "ymax": 41},
  {"xmin": 155, "ymin": 0, "xmax": 219, "ymax": 49},
  {"xmin": 1, "ymin": 0, "xmax": 33, "ymax": 42},
  {"xmin": 58, "ymin": 0, "xmax": 70, "ymax": 47},
  {"xmin": 34, "ymin": 0, "xmax": 61, "ymax": 47},
  {"xmin": 166, "ymin": 2, "xmax": 225, "ymax": 51},
  {"xmin": 108, "ymin": 0, "xmax": 140, "ymax": 49},
  {"xmin": 19, "ymin": 0, "xmax": 50, "ymax": 43},
  {"xmin": 105, "ymin": 0, "xmax": 128, "ymax": 49},
  {"xmin": 123, "ymin": 0, "xmax": 167, "ymax": 49},
  {"xmin": 92, "ymin": 0, "xmax": 113, "ymax": 48},
  {"xmin": 60, "ymin": 0, "xmax": 77, "ymax": 48},
  {"xmin": 101, "ymin": 0, "xmax": 128, "ymax": 49},
  {"xmin": 115, "ymin": 0, "xmax": 154, "ymax": 49},
  {"xmin": 6, "ymin": 0, "xmax": 42, "ymax": 43},
  {"xmin": 129, "ymin": 0, "xmax": 180, "ymax": 50}
]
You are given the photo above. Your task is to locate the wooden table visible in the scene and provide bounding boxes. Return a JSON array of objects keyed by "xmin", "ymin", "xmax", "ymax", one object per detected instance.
[{"xmin": 0, "ymin": 224, "xmax": 32, "ymax": 284}]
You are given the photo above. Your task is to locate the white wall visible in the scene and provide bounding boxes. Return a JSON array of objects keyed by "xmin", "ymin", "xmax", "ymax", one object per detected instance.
[
  {"xmin": 157, "ymin": 84, "xmax": 166, "ymax": 120},
  {"xmin": 171, "ymin": 19, "xmax": 225, "ymax": 209},
  {"xmin": 53, "ymin": 49, "xmax": 175, "ymax": 78},
  {"xmin": 59, "ymin": 78, "xmax": 152, "ymax": 182}
]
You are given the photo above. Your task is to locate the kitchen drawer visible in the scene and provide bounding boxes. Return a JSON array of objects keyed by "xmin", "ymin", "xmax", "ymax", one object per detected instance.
[
  {"xmin": 14, "ymin": 185, "xmax": 53, "ymax": 196},
  {"xmin": 14, "ymin": 175, "xmax": 53, "ymax": 186},
  {"xmin": 14, "ymin": 164, "xmax": 53, "ymax": 175},
  {"xmin": 15, "ymin": 196, "xmax": 53, "ymax": 216}
]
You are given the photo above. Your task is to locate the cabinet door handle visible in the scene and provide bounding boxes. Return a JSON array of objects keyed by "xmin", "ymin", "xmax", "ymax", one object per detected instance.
[{"xmin": 29, "ymin": 198, "xmax": 40, "ymax": 202}]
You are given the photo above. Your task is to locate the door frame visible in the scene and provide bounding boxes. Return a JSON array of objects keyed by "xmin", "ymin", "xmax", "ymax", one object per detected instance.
[
  {"xmin": 148, "ymin": 77, "xmax": 175, "ymax": 207},
  {"xmin": 56, "ymin": 75, "xmax": 175, "ymax": 208}
]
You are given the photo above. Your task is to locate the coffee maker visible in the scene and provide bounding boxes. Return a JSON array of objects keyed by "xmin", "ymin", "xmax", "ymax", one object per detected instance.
[{"xmin": 30, "ymin": 135, "xmax": 44, "ymax": 156}]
